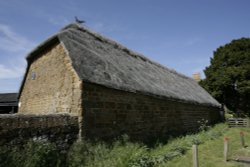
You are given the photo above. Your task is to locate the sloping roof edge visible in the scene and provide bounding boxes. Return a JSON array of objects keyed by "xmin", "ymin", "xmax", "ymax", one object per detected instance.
[{"xmin": 61, "ymin": 24, "xmax": 193, "ymax": 81}]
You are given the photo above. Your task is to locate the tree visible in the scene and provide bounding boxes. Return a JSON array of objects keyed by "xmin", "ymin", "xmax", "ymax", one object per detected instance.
[{"xmin": 200, "ymin": 38, "xmax": 250, "ymax": 115}]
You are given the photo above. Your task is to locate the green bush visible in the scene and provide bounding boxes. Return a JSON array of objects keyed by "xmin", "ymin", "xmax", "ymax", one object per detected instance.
[
  {"xmin": 0, "ymin": 146, "xmax": 23, "ymax": 167},
  {"xmin": 22, "ymin": 141, "xmax": 60, "ymax": 167},
  {"xmin": 68, "ymin": 136, "xmax": 150, "ymax": 167},
  {"xmin": 0, "ymin": 141, "xmax": 61, "ymax": 167},
  {"xmin": 67, "ymin": 140, "xmax": 110, "ymax": 167}
]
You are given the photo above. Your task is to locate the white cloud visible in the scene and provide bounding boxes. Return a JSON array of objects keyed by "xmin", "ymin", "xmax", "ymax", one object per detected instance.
[
  {"xmin": 0, "ymin": 64, "xmax": 25, "ymax": 79},
  {"xmin": 184, "ymin": 37, "xmax": 202, "ymax": 46},
  {"xmin": 0, "ymin": 24, "xmax": 35, "ymax": 80},
  {"xmin": 35, "ymin": 9, "xmax": 71, "ymax": 27},
  {"xmin": 0, "ymin": 24, "xmax": 36, "ymax": 53},
  {"xmin": 48, "ymin": 16, "xmax": 70, "ymax": 26}
]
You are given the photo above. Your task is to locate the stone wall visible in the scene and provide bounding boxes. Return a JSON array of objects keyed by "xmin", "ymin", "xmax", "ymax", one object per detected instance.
[
  {"xmin": 0, "ymin": 114, "xmax": 78, "ymax": 149},
  {"xmin": 19, "ymin": 42, "xmax": 82, "ymax": 115},
  {"xmin": 82, "ymin": 83, "xmax": 221, "ymax": 142}
]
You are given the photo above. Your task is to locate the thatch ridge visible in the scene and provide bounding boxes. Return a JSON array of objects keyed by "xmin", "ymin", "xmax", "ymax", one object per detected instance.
[{"xmin": 62, "ymin": 24, "xmax": 192, "ymax": 81}]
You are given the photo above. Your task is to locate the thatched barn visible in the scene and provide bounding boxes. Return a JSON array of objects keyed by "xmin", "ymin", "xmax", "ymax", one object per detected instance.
[
  {"xmin": 0, "ymin": 93, "xmax": 18, "ymax": 114},
  {"xmin": 19, "ymin": 23, "xmax": 221, "ymax": 140}
]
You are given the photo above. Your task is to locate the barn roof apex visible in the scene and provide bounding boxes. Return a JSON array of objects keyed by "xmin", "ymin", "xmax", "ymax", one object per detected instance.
[{"xmin": 60, "ymin": 23, "xmax": 82, "ymax": 31}]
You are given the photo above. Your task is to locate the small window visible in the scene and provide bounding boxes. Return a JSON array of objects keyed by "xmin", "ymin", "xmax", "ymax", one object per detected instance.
[{"xmin": 31, "ymin": 72, "xmax": 36, "ymax": 80}]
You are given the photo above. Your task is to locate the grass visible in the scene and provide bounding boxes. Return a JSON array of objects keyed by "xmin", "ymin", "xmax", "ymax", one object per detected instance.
[
  {"xmin": 162, "ymin": 127, "xmax": 250, "ymax": 167},
  {"xmin": 0, "ymin": 141, "xmax": 61, "ymax": 167},
  {"xmin": 2, "ymin": 123, "xmax": 250, "ymax": 167},
  {"xmin": 64, "ymin": 123, "xmax": 229, "ymax": 167}
]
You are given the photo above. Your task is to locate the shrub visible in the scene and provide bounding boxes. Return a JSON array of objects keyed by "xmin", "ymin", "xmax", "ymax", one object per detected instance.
[
  {"xmin": 67, "ymin": 140, "xmax": 110, "ymax": 167},
  {"xmin": 0, "ymin": 141, "xmax": 61, "ymax": 167},
  {"xmin": 22, "ymin": 141, "xmax": 60, "ymax": 167},
  {"xmin": 197, "ymin": 119, "xmax": 210, "ymax": 131}
]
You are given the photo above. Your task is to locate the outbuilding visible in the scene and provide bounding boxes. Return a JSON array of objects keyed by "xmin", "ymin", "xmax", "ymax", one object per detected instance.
[
  {"xmin": 0, "ymin": 93, "xmax": 18, "ymax": 114},
  {"xmin": 19, "ymin": 23, "xmax": 222, "ymax": 140}
]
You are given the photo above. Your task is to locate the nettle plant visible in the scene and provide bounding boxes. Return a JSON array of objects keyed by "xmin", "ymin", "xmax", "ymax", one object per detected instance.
[{"xmin": 197, "ymin": 119, "xmax": 210, "ymax": 131}]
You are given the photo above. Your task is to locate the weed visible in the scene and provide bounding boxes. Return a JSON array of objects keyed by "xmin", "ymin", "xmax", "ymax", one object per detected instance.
[{"xmin": 197, "ymin": 118, "xmax": 210, "ymax": 131}]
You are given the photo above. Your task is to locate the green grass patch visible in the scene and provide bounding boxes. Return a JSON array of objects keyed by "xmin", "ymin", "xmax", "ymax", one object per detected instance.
[
  {"xmin": 162, "ymin": 127, "xmax": 250, "ymax": 167},
  {"xmin": 4, "ymin": 123, "xmax": 250, "ymax": 167}
]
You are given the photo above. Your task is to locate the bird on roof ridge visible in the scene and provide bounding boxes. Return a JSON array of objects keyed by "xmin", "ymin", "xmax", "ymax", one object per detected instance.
[{"xmin": 75, "ymin": 16, "xmax": 85, "ymax": 24}]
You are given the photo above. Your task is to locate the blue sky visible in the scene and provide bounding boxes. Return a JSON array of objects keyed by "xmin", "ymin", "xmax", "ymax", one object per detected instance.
[{"xmin": 0, "ymin": 0, "xmax": 250, "ymax": 93}]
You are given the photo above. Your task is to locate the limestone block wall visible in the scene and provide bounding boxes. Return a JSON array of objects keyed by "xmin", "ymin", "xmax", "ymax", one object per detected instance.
[
  {"xmin": 0, "ymin": 114, "xmax": 78, "ymax": 149},
  {"xmin": 19, "ymin": 42, "xmax": 82, "ymax": 115},
  {"xmin": 82, "ymin": 83, "xmax": 221, "ymax": 141}
]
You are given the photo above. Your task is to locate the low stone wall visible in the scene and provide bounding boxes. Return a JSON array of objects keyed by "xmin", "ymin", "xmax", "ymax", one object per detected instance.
[{"xmin": 0, "ymin": 114, "xmax": 78, "ymax": 149}]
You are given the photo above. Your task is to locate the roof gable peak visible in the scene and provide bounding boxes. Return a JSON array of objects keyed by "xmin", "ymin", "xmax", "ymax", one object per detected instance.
[{"xmin": 60, "ymin": 23, "xmax": 82, "ymax": 31}]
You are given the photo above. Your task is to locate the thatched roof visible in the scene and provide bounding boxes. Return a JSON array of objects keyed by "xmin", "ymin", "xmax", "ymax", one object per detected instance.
[
  {"xmin": 22, "ymin": 23, "xmax": 220, "ymax": 107},
  {"xmin": 0, "ymin": 93, "xmax": 18, "ymax": 106}
]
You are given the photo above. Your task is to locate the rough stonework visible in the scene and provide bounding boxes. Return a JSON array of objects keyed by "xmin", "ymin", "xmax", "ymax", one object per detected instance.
[
  {"xmin": 82, "ymin": 83, "xmax": 220, "ymax": 141},
  {"xmin": 19, "ymin": 43, "xmax": 82, "ymax": 115},
  {"xmin": 0, "ymin": 114, "xmax": 78, "ymax": 149}
]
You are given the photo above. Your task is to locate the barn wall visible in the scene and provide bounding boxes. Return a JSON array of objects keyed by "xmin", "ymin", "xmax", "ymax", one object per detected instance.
[
  {"xmin": 19, "ymin": 43, "xmax": 82, "ymax": 115},
  {"xmin": 82, "ymin": 83, "xmax": 221, "ymax": 141}
]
